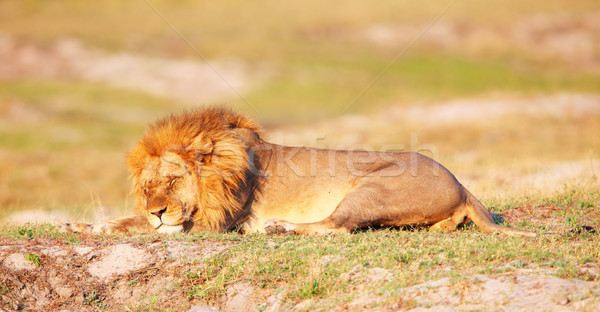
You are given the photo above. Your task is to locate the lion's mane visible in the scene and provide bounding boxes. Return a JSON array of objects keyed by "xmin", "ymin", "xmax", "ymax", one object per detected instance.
[{"xmin": 127, "ymin": 107, "xmax": 262, "ymax": 231}]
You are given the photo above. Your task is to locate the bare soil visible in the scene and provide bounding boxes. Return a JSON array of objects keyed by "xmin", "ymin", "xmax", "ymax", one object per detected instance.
[{"xmin": 0, "ymin": 238, "xmax": 231, "ymax": 311}]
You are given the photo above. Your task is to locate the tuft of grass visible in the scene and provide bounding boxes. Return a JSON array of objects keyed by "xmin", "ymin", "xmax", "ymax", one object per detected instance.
[
  {"xmin": 0, "ymin": 280, "xmax": 9, "ymax": 295},
  {"xmin": 83, "ymin": 290, "xmax": 108, "ymax": 310},
  {"xmin": 298, "ymin": 280, "xmax": 322, "ymax": 299},
  {"xmin": 24, "ymin": 254, "xmax": 42, "ymax": 268}
]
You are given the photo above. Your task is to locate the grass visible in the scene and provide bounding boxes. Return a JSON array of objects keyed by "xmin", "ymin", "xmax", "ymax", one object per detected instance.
[
  {"xmin": 24, "ymin": 254, "xmax": 42, "ymax": 268},
  {"xmin": 140, "ymin": 228, "xmax": 595, "ymax": 306},
  {"xmin": 1, "ymin": 223, "xmax": 81, "ymax": 245},
  {"xmin": 0, "ymin": 1, "xmax": 599, "ymax": 308},
  {"xmin": 0, "ymin": 80, "xmax": 179, "ymax": 219},
  {"xmin": 83, "ymin": 290, "xmax": 108, "ymax": 310},
  {"xmin": 1, "ymin": 220, "xmax": 598, "ymax": 309}
]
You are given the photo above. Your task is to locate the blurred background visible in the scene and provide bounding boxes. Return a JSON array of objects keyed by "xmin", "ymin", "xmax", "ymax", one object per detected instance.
[{"xmin": 1, "ymin": 0, "xmax": 599, "ymax": 224}]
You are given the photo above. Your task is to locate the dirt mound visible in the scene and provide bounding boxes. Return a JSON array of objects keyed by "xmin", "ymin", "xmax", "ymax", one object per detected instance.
[{"xmin": 0, "ymin": 238, "xmax": 230, "ymax": 311}]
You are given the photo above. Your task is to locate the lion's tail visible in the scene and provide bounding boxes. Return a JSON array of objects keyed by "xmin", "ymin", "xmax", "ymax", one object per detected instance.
[{"xmin": 465, "ymin": 189, "xmax": 537, "ymax": 237}]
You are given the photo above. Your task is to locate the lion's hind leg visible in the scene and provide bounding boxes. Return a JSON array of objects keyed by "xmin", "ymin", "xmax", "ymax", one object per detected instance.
[
  {"xmin": 429, "ymin": 218, "xmax": 458, "ymax": 232},
  {"xmin": 429, "ymin": 203, "xmax": 470, "ymax": 232},
  {"xmin": 264, "ymin": 181, "xmax": 392, "ymax": 235}
]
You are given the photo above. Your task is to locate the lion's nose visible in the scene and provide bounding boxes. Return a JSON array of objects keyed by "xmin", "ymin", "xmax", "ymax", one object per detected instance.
[{"xmin": 151, "ymin": 207, "xmax": 167, "ymax": 218}]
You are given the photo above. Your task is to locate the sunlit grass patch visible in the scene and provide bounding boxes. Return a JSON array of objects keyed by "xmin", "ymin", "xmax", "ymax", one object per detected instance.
[
  {"xmin": 0, "ymin": 223, "xmax": 81, "ymax": 244},
  {"xmin": 180, "ymin": 228, "xmax": 598, "ymax": 307},
  {"xmin": 1, "ymin": 222, "xmax": 597, "ymax": 309}
]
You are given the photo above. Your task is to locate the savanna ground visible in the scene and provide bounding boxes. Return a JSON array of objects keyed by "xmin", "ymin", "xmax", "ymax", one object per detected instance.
[{"xmin": 1, "ymin": 1, "xmax": 600, "ymax": 311}]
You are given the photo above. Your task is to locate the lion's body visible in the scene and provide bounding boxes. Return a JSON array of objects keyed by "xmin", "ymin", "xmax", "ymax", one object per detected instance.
[
  {"xmin": 63, "ymin": 108, "xmax": 535, "ymax": 237},
  {"xmin": 244, "ymin": 145, "xmax": 464, "ymax": 233}
]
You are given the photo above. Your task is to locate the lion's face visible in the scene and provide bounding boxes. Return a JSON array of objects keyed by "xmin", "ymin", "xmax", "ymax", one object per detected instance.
[
  {"xmin": 138, "ymin": 152, "xmax": 198, "ymax": 234},
  {"xmin": 128, "ymin": 108, "xmax": 261, "ymax": 233}
]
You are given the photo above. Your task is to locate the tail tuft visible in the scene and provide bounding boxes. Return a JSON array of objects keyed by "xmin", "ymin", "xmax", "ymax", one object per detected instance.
[{"xmin": 465, "ymin": 190, "xmax": 536, "ymax": 237}]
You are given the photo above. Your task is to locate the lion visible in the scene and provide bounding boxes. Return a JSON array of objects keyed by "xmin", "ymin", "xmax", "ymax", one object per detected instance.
[{"xmin": 63, "ymin": 107, "xmax": 535, "ymax": 236}]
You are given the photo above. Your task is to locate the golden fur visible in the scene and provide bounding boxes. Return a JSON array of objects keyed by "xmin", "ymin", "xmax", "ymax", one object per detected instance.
[{"xmin": 63, "ymin": 107, "xmax": 535, "ymax": 236}]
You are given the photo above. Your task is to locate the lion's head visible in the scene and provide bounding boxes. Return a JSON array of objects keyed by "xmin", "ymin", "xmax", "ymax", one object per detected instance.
[{"xmin": 127, "ymin": 107, "xmax": 262, "ymax": 233}]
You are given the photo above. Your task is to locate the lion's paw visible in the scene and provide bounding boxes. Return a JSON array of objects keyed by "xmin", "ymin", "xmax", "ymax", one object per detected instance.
[
  {"xmin": 61, "ymin": 221, "xmax": 124, "ymax": 235},
  {"xmin": 61, "ymin": 222, "xmax": 92, "ymax": 234},
  {"xmin": 264, "ymin": 219, "xmax": 297, "ymax": 235}
]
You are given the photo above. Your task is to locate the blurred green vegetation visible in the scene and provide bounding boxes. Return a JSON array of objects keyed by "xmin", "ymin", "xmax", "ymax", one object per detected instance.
[
  {"xmin": 1, "ymin": 0, "xmax": 599, "ymax": 120},
  {"xmin": 247, "ymin": 54, "xmax": 600, "ymax": 120},
  {"xmin": 0, "ymin": 0, "xmax": 598, "ymax": 217},
  {"xmin": 0, "ymin": 81, "xmax": 175, "ymax": 150}
]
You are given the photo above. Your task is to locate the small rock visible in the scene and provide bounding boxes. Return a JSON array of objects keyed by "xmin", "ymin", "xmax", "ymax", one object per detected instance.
[
  {"xmin": 3, "ymin": 253, "xmax": 36, "ymax": 271},
  {"xmin": 264, "ymin": 290, "xmax": 288, "ymax": 312},
  {"xmin": 55, "ymin": 286, "xmax": 75, "ymax": 299},
  {"xmin": 318, "ymin": 255, "xmax": 342, "ymax": 266},
  {"xmin": 42, "ymin": 246, "xmax": 70, "ymax": 257},
  {"xmin": 222, "ymin": 283, "xmax": 257, "ymax": 312},
  {"xmin": 366, "ymin": 267, "xmax": 393, "ymax": 282},
  {"xmin": 72, "ymin": 246, "xmax": 94, "ymax": 256},
  {"xmin": 341, "ymin": 265, "xmax": 393, "ymax": 283},
  {"xmin": 558, "ymin": 296, "xmax": 570, "ymax": 305},
  {"xmin": 87, "ymin": 244, "xmax": 152, "ymax": 280}
]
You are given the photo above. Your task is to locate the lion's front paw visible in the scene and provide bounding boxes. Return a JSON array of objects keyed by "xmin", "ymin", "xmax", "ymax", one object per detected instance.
[
  {"xmin": 264, "ymin": 219, "xmax": 297, "ymax": 235},
  {"xmin": 61, "ymin": 221, "xmax": 125, "ymax": 235},
  {"xmin": 61, "ymin": 222, "xmax": 93, "ymax": 234}
]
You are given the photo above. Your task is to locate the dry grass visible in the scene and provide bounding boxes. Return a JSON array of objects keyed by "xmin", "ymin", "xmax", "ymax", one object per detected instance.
[{"xmin": 1, "ymin": 211, "xmax": 598, "ymax": 310}]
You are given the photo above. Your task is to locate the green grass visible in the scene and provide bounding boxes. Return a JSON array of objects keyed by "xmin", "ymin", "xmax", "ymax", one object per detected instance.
[
  {"xmin": 137, "ymin": 229, "xmax": 600, "ymax": 306},
  {"xmin": 24, "ymin": 253, "xmax": 42, "ymax": 268},
  {"xmin": 2, "ymin": 222, "xmax": 597, "ymax": 309},
  {"xmin": 83, "ymin": 290, "xmax": 108, "ymax": 310},
  {"xmin": 2, "ymin": 188, "xmax": 598, "ymax": 310},
  {"xmin": 1, "ymin": 223, "xmax": 82, "ymax": 244}
]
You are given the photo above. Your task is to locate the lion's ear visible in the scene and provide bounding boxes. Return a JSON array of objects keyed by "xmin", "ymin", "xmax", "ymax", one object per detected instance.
[
  {"xmin": 233, "ymin": 128, "xmax": 260, "ymax": 147},
  {"xmin": 187, "ymin": 135, "xmax": 213, "ymax": 155},
  {"xmin": 160, "ymin": 152, "xmax": 189, "ymax": 177}
]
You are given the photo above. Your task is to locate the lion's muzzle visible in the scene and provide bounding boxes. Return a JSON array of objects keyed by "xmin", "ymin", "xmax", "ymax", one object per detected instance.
[{"xmin": 156, "ymin": 224, "xmax": 184, "ymax": 234}]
